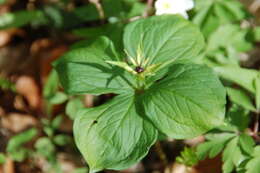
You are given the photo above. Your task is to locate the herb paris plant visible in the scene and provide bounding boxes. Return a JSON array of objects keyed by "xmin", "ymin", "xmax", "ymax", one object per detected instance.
[{"xmin": 54, "ymin": 15, "xmax": 226, "ymax": 173}]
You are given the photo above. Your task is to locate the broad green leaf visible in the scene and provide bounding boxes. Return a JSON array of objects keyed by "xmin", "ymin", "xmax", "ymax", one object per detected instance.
[
  {"xmin": 7, "ymin": 128, "xmax": 37, "ymax": 152},
  {"xmin": 205, "ymin": 47, "xmax": 240, "ymax": 67},
  {"xmin": 214, "ymin": 66, "xmax": 259, "ymax": 94},
  {"xmin": 254, "ymin": 76, "xmax": 260, "ymax": 111},
  {"xmin": 226, "ymin": 87, "xmax": 255, "ymax": 111},
  {"xmin": 73, "ymin": 23, "xmax": 125, "ymax": 52},
  {"xmin": 239, "ymin": 134, "xmax": 255, "ymax": 155},
  {"xmin": 252, "ymin": 26, "xmax": 260, "ymax": 42},
  {"xmin": 74, "ymin": 94, "xmax": 158, "ymax": 173},
  {"xmin": 73, "ymin": 168, "xmax": 88, "ymax": 173},
  {"xmin": 143, "ymin": 64, "xmax": 226, "ymax": 139},
  {"xmin": 66, "ymin": 98, "xmax": 84, "ymax": 120},
  {"xmin": 0, "ymin": 10, "xmax": 44, "ymax": 30},
  {"xmin": 124, "ymin": 15, "xmax": 205, "ymax": 66},
  {"xmin": 54, "ymin": 37, "xmax": 134, "ymax": 95}
]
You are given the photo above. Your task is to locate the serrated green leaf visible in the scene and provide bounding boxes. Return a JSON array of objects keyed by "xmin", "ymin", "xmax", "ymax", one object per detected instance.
[
  {"xmin": 74, "ymin": 94, "xmax": 158, "ymax": 173},
  {"xmin": 197, "ymin": 133, "xmax": 235, "ymax": 160},
  {"xmin": 124, "ymin": 15, "xmax": 205, "ymax": 67},
  {"xmin": 193, "ymin": 0, "xmax": 248, "ymax": 37},
  {"xmin": 245, "ymin": 146, "xmax": 260, "ymax": 173},
  {"xmin": 48, "ymin": 92, "xmax": 68, "ymax": 105},
  {"xmin": 207, "ymin": 24, "xmax": 253, "ymax": 53},
  {"xmin": 254, "ymin": 76, "xmax": 260, "ymax": 111},
  {"xmin": 227, "ymin": 87, "xmax": 256, "ymax": 111},
  {"xmin": 143, "ymin": 64, "xmax": 226, "ymax": 139},
  {"xmin": 72, "ymin": 23, "xmax": 125, "ymax": 52},
  {"xmin": 35, "ymin": 137, "xmax": 55, "ymax": 158},
  {"xmin": 223, "ymin": 137, "xmax": 247, "ymax": 173},
  {"xmin": 226, "ymin": 105, "xmax": 250, "ymax": 131},
  {"xmin": 44, "ymin": 126, "xmax": 54, "ymax": 137},
  {"xmin": 43, "ymin": 70, "xmax": 59, "ymax": 99},
  {"xmin": 239, "ymin": 134, "xmax": 255, "ymax": 155},
  {"xmin": 0, "ymin": 10, "xmax": 44, "ymax": 30},
  {"xmin": 7, "ymin": 128, "xmax": 37, "ymax": 152},
  {"xmin": 246, "ymin": 157, "xmax": 260, "ymax": 173},
  {"xmin": 214, "ymin": 66, "xmax": 259, "ymax": 94},
  {"xmin": 176, "ymin": 147, "xmax": 199, "ymax": 167},
  {"xmin": 51, "ymin": 115, "xmax": 63, "ymax": 129},
  {"xmin": 53, "ymin": 135, "xmax": 71, "ymax": 146},
  {"xmin": 54, "ymin": 37, "xmax": 134, "ymax": 95}
]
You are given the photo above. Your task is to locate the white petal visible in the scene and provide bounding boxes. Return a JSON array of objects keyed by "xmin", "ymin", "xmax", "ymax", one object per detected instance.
[
  {"xmin": 154, "ymin": 0, "xmax": 194, "ymax": 16},
  {"xmin": 184, "ymin": 0, "xmax": 195, "ymax": 10},
  {"xmin": 179, "ymin": 11, "xmax": 189, "ymax": 19}
]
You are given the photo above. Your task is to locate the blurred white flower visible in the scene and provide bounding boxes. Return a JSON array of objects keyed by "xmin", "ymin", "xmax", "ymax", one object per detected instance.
[{"xmin": 155, "ymin": 0, "xmax": 194, "ymax": 18}]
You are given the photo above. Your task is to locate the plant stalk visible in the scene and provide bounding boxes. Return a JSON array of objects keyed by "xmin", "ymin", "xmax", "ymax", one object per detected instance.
[{"xmin": 155, "ymin": 141, "xmax": 168, "ymax": 167}]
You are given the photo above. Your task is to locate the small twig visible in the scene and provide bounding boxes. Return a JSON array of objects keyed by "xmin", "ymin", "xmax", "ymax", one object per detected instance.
[
  {"xmin": 89, "ymin": 0, "xmax": 105, "ymax": 20},
  {"xmin": 250, "ymin": 0, "xmax": 260, "ymax": 13},
  {"xmin": 143, "ymin": 0, "xmax": 154, "ymax": 17},
  {"xmin": 85, "ymin": 94, "xmax": 94, "ymax": 108},
  {"xmin": 249, "ymin": 111, "xmax": 260, "ymax": 143},
  {"xmin": 254, "ymin": 112, "xmax": 259, "ymax": 134},
  {"xmin": 155, "ymin": 141, "xmax": 168, "ymax": 167}
]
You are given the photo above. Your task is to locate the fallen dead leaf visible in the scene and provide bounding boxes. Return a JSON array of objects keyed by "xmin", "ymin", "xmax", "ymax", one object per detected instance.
[
  {"xmin": 16, "ymin": 76, "xmax": 41, "ymax": 109},
  {"xmin": 195, "ymin": 156, "xmax": 222, "ymax": 173},
  {"xmin": 1, "ymin": 113, "xmax": 37, "ymax": 132}
]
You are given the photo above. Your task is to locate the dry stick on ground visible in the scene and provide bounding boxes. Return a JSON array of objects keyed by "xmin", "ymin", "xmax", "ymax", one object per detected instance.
[
  {"xmin": 3, "ymin": 157, "xmax": 14, "ymax": 173},
  {"xmin": 249, "ymin": 111, "xmax": 260, "ymax": 143},
  {"xmin": 143, "ymin": 0, "xmax": 154, "ymax": 17},
  {"xmin": 254, "ymin": 112, "xmax": 259, "ymax": 134}
]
